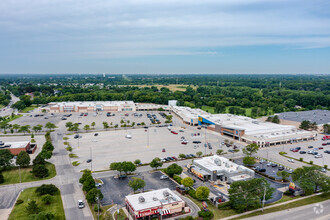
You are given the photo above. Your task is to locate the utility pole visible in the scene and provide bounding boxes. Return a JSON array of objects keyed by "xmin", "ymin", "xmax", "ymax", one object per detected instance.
[
  {"xmin": 96, "ymin": 193, "xmax": 100, "ymax": 220},
  {"xmin": 262, "ymin": 186, "xmax": 266, "ymax": 212}
]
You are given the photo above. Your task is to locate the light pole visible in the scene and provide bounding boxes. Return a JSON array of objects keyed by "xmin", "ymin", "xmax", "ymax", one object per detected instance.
[
  {"xmin": 96, "ymin": 193, "xmax": 100, "ymax": 220},
  {"xmin": 90, "ymin": 147, "xmax": 93, "ymax": 172},
  {"xmin": 262, "ymin": 186, "xmax": 267, "ymax": 212}
]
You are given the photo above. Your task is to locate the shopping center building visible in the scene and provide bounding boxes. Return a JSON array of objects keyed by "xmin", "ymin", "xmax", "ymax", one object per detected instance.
[
  {"xmin": 125, "ymin": 188, "xmax": 188, "ymax": 220},
  {"xmin": 189, "ymin": 155, "xmax": 255, "ymax": 183}
]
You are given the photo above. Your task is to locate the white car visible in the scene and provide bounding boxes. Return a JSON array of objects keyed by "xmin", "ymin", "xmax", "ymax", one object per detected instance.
[
  {"xmin": 315, "ymin": 154, "xmax": 323, "ymax": 158},
  {"xmin": 125, "ymin": 134, "xmax": 132, "ymax": 139},
  {"xmin": 288, "ymin": 169, "xmax": 293, "ymax": 174},
  {"xmin": 160, "ymin": 175, "xmax": 169, "ymax": 180},
  {"xmin": 288, "ymin": 159, "xmax": 294, "ymax": 163},
  {"xmin": 78, "ymin": 200, "xmax": 85, "ymax": 209}
]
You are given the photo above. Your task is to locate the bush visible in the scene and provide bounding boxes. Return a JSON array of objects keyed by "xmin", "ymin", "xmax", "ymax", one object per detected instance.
[
  {"xmin": 198, "ymin": 210, "xmax": 214, "ymax": 220},
  {"xmin": 284, "ymin": 190, "xmax": 293, "ymax": 196},
  {"xmin": 0, "ymin": 172, "xmax": 4, "ymax": 184},
  {"xmin": 41, "ymin": 194, "xmax": 53, "ymax": 205},
  {"xmin": 31, "ymin": 139, "xmax": 36, "ymax": 143},
  {"xmin": 32, "ymin": 164, "xmax": 49, "ymax": 178},
  {"xmin": 86, "ymin": 188, "xmax": 103, "ymax": 203},
  {"xmin": 299, "ymin": 158, "xmax": 303, "ymax": 162},
  {"xmin": 26, "ymin": 200, "xmax": 40, "ymax": 215},
  {"xmin": 35, "ymin": 184, "xmax": 59, "ymax": 196},
  {"xmin": 195, "ymin": 186, "xmax": 210, "ymax": 200},
  {"xmin": 173, "ymin": 175, "xmax": 182, "ymax": 184},
  {"xmin": 188, "ymin": 189, "xmax": 196, "ymax": 199},
  {"xmin": 218, "ymin": 201, "xmax": 231, "ymax": 209},
  {"xmin": 69, "ymin": 153, "xmax": 78, "ymax": 158},
  {"xmin": 181, "ymin": 216, "xmax": 194, "ymax": 220},
  {"xmin": 72, "ymin": 161, "xmax": 80, "ymax": 166},
  {"xmin": 66, "ymin": 146, "xmax": 73, "ymax": 152},
  {"xmin": 33, "ymin": 155, "xmax": 46, "ymax": 165},
  {"xmin": 29, "ymin": 211, "xmax": 55, "ymax": 220},
  {"xmin": 165, "ymin": 163, "xmax": 183, "ymax": 177},
  {"xmin": 15, "ymin": 199, "xmax": 24, "ymax": 205},
  {"xmin": 324, "ymin": 165, "xmax": 328, "ymax": 169},
  {"xmin": 310, "ymin": 161, "xmax": 313, "ymax": 165},
  {"xmin": 279, "ymin": 152, "xmax": 287, "ymax": 155},
  {"xmin": 94, "ymin": 204, "xmax": 102, "ymax": 212}
]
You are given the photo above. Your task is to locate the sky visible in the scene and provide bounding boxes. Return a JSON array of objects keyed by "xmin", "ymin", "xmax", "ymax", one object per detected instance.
[{"xmin": 1, "ymin": 0, "xmax": 330, "ymax": 74}]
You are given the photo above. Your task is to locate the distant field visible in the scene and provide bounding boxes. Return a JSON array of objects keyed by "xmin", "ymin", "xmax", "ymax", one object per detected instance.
[
  {"xmin": 201, "ymin": 106, "xmax": 266, "ymax": 117},
  {"xmin": 122, "ymin": 84, "xmax": 197, "ymax": 92}
]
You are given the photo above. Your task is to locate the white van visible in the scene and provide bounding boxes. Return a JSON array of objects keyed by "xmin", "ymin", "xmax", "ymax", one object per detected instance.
[{"xmin": 125, "ymin": 134, "xmax": 132, "ymax": 139}]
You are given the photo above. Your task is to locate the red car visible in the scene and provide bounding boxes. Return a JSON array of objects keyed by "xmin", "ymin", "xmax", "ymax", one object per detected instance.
[
  {"xmin": 322, "ymin": 143, "xmax": 327, "ymax": 146},
  {"xmin": 171, "ymin": 131, "xmax": 178, "ymax": 135},
  {"xmin": 319, "ymin": 147, "xmax": 324, "ymax": 150},
  {"xmin": 181, "ymin": 141, "xmax": 188, "ymax": 145},
  {"xmin": 172, "ymin": 156, "xmax": 178, "ymax": 160},
  {"xmin": 292, "ymin": 149, "xmax": 299, "ymax": 152},
  {"xmin": 162, "ymin": 148, "xmax": 166, "ymax": 152}
]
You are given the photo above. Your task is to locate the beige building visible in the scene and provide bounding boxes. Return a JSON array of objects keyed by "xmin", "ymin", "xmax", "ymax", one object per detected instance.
[{"xmin": 125, "ymin": 188, "xmax": 187, "ymax": 220}]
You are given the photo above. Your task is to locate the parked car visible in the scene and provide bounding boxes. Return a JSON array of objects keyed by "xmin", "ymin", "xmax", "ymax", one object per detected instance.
[
  {"xmin": 228, "ymin": 149, "xmax": 234, "ymax": 153},
  {"xmin": 292, "ymin": 149, "xmax": 299, "ymax": 152},
  {"xmin": 78, "ymin": 200, "xmax": 85, "ymax": 209},
  {"xmin": 172, "ymin": 156, "xmax": 178, "ymax": 160},
  {"xmin": 319, "ymin": 147, "xmax": 324, "ymax": 150},
  {"xmin": 312, "ymin": 151, "xmax": 318, "ymax": 155},
  {"xmin": 74, "ymin": 134, "xmax": 79, "ymax": 139},
  {"xmin": 308, "ymin": 146, "xmax": 313, "ymax": 148},
  {"xmin": 160, "ymin": 175, "xmax": 169, "ymax": 180},
  {"xmin": 162, "ymin": 148, "xmax": 166, "ymax": 152},
  {"xmin": 308, "ymin": 150, "xmax": 314, "ymax": 154},
  {"xmin": 322, "ymin": 143, "xmax": 327, "ymax": 146},
  {"xmin": 94, "ymin": 133, "xmax": 98, "ymax": 136},
  {"xmin": 288, "ymin": 159, "xmax": 294, "ymax": 163},
  {"xmin": 271, "ymin": 163, "xmax": 278, "ymax": 167},
  {"xmin": 86, "ymin": 159, "xmax": 92, "ymax": 163},
  {"xmin": 259, "ymin": 168, "xmax": 266, "ymax": 172},
  {"xmin": 259, "ymin": 159, "xmax": 265, "ymax": 164},
  {"xmin": 278, "ymin": 166, "xmax": 284, "ymax": 171},
  {"xmin": 324, "ymin": 150, "xmax": 330, "ymax": 154},
  {"xmin": 171, "ymin": 131, "xmax": 178, "ymax": 135},
  {"xmin": 181, "ymin": 141, "xmax": 188, "ymax": 145},
  {"xmin": 315, "ymin": 154, "xmax": 323, "ymax": 158},
  {"xmin": 300, "ymin": 151, "xmax": 306, "ymax": 154},
  {"xmin": 321, "ymin": 168, "xmax": 327, "ymax": 173},
  {"xmin": 193, "ymin": 141, "xmax": 202, "ymax": 144},
  {"xmin": 296, "ymin": 147, "xmax": 301, "ymax": 150},
  {"xmin": 267, "ymin": 162, "xmax": 272, "ymax": 166},
  {"xmin": 288, "ymin": 169, "xmax": 293, "ymax": 174}
]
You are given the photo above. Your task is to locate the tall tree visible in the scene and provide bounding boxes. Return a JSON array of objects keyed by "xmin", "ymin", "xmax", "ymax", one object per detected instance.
[
  {"xmin": 45, "ymin": 122, "xmax": 56, "ymax": 131},
  {"xmin": 0, "ymin": 149, "xmax": 14, "ymax": 170},
  {"xmin": 16, "ymin": 151, "xmax": 31, "ymax": 167},
  {"xmin": 242, "ymin": 143, "xmax": 259, "ymax": 157},
  {"xmin": 150, "ymin": 157, "xmax": 163, "ymax": 170},
  {"xmin": 128, "ymin": 177, "xmax": 145, "ymax": 192}
]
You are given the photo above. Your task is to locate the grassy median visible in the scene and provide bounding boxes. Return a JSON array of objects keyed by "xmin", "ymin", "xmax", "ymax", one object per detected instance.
[
  {"xmin": 9, "ymin": 186, "xmax": 65, "ymax": 220},
  {"xmin": 0, "ymin": 162, "xmax": 56, "ymax": 185}
]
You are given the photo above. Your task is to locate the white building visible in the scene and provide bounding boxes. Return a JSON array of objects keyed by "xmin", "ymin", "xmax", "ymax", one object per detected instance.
[
  {"xmin": 191, "ymin": 155, "xmax": 255, "ymax": 183},
  {"xmin": 168, "ymin": 100, "xmax": 178, "ymax": 107}
]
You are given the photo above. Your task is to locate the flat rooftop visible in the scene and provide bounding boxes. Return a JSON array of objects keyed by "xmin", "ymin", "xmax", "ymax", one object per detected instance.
[
  {"xmin": 172, "ymin": 106, "xmax": 207, "ymax": 120},
  {"xmin": 0, "ymin": 141, "xmax": 29, "ymax": 149},
  {"xmin": 194, "ymin": 155, "xmax": 252, "ymax": 174},
  {"xmin": 276, "ymin": 110, "xmax": 330, "ymax": 125},
  {"xmin": 48, "ymin": 101, "xmax": 135, "ymax": 107},
  {"xmin": 125, "ymin": 188, "xmax": 183, "ymax": 211}
]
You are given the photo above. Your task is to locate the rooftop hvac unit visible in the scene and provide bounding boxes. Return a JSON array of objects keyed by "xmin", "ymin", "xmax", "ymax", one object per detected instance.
[
  {"xmin": 138, "ymin": 196, "xmax": 145, "ymax": 203},
  {"xmin": 153, "ymin": 197, "xmax": 158, "ymax": 201},
  {"xmin": 163, "ymin": 190, "xmax": 170, "ymax": 197}
]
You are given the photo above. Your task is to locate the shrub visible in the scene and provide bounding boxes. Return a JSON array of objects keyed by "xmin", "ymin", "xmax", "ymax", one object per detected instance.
[
  {"xmin": 188, "ymin": 189, "xmax": 196, "ymax": 199},
  {"xmin": 66, "ymin": 146, "xmax": 73, "ymax": 152},
  {"xmin": 173, "ymin": 175, "xmax": 182, "ymax": 184},
  {"xmin": 63, "ymin": 137, "xmax": 69, "ymax": 140},
  {"xmin": 29, "ymin": 211, "xmax": 55, "ymax": 220},
  {"xmin": 218, "ymin": 201, "xmax": 231, "ymax": 209},
  {"xmin": 72, "ymin": 161, "xmax": 80, "ymax": 166},
  {"xmin": 94, "ymin": 204, "xmax": 102, "ymax": 212},
  {"xmin": 324, "ymin": 165, "xmax": 328, "ymax": 169},
  {"xmin": 310, "ymin": 161, "xmax": 313, "ymax": 165},
  {"xmin": 0, "ymin": 171, "xmax": 4, "ymax": 184},
  {"xmin": 198, "ymin": 210, "xmax": 214, "ymax": 220},
  {"xmin": 32, "ymin": 164, "xmax": 49, "ymax": 178},
  {"xmin": 25, "ymin": 200, "xmax": 40, "ymax": 215},
  {"xmin": 69, "ymin": 153, "xmax": 78, "ymax": 158},
  {"xmin": 165, "ymin": 163, "xmax": 183, "ymax": 177},
  {"xmin": 31, "ymin": 139, "xmax": 36, "ymax": 143},
  {"xmin": 195, "ymin": 186, "xmax": 210, "ymax": 200},
  {"xmin": 181, "ymin": 216, "xmax": 194, "ymax": 220},
  {"xmin": 279, "ymin": 152, "xmax": 287, "ymax": 155},
  {"xmin": 15, "ymin": 199, "xmax": 24, "ymax": 205},
  {"xmin": 35, "ymin": 184, "xmax": 59, "ymax": 196},
  {"xmin": 41, "ymin": 194, "xmax": 53, "ymax": 205},
  {"xmin": 31, "ymin": 133, "xmax": 35, "ymax": 138},
  {"xmin": 284, "ymin": 190, "xmax": 293, "ymax": 196},
  {"xmin": 299, "ymin": 158, "xmax": 303, "ymax": 162},
  {"xmin": 86, "ymin": 188, "xmax": 103, "ymax": 203},
  {"xmin": 33, "ymin": 155, "xmax": 46, "ymax": 165}
]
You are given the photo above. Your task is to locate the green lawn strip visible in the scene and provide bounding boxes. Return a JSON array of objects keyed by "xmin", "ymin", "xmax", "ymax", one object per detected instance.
[
  {"xmin": 89, "ymin": 202, "xmax": 113, "ymax": 220},
  {"xmin": 0, "ymin": 162, "xmax": 56, "ymax": 185},
  {"xmin": 9, "ymin": 187, "xmax": 65, "ymax": 220},
  {"xmin": 19, "ymin": 105, "xmax": 38, "ymax": 113},
  {"xmin": 186, "ymin": 195, "xmax": 238, "ymax": 219},
  {"xmin": 230, "ymin": 193, "xmax": 330, "ymax": 220},
  {"xmin": 2, "ymin": 114, "xmax": 23, "ymax": 123},
  {"xmin": 279, "ymin": 153, "xmax": 329, "ymax": 170}
]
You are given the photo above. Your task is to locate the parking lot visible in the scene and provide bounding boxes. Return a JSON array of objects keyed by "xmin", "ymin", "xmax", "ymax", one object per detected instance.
[{"xmin": 99, "ymin": 171, "xmax": 177, "ymax": 206}]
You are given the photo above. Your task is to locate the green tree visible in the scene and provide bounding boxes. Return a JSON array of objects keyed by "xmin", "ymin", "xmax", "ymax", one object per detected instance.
[
  {"xmin": 292, "ymin": 166, "xmax": 330, "ymax": 194},
  {"xmin": 16, "ymin": 151, "xmax": 31, "ymax": 167},
  {"xmin": 86, "ymin": 188, "xmax": 103, "ymax": 204},
  {"xmin": 33, "ymin": 155, "xmax": 46, "ymax": 165},
  {"xmin": 26, "ymin": 200, "xmax": 40, "ymax": 215},
  {"xmin": 272, "ymin": 115, "xmax": 280, "ymax": 124},
  {"xmin": 102, "ymin": 122, "xmax": 109, "ymax": 130},
  {"xmin": 65, "ymin": 122, "xmax": 73, "ymax": 131},
  {"xmin": 29, "ymin": 211, "xmax": 55, "ymax": 220},
  {"xmin": 32, "ymin": 124, "xmax": 43, "ymax": 133},
  {"xmin": 196, "ymin": 151, "xmax": 203, "ymax": 157},
  {"xmin": 41, "ymin": 194, "xmax": 53, "ymax": 205},
  {"xmin": 134, "ymin": 159, "xmax": 141, "ymax": 166},
  {"xmin": 12, "ymin": 124, "xmax": 20, "ymax": 132},
  {"xmin": 0, "ymin": 149, "xmax": 14, "ymax": 170},
  {"xmin": 83, "ymin": 175, "xmax": 96, "ymax": 192},
  {"xmin": 0, "ymin": 171, "xmax": 4, "ymax": 183},
  {"xmin": 229, "ymin": 178, "xmax": 274, "ymax": 212},
  {"xmin": 181, "ymin": 177, "xmax": 194, "ymax": 188},
  {"xmin": 150, "ymin": 157, "xmax": 163, "ymax": 170},
  {"xmin": 79, "ymin": 169, "xmax": 92, "ymax": 184},
  {"xmin": 179, "ymin": 154, "xmax": 186, "ymax": 159},
  {"xmin": 84, "ymin": 125, "xmax": 90, "ymax": 132},
  {"xmin": 122, "ymin": 161, "xmax": 136, "ymax": 174},
  {"xmin": 35, "ymin": 184, "xmax": 59, "ymax": 196},
  {"xmin": 323, "ymin": 124, "xmax": 329, "ymax": 134},
  {"xmin": 39, "ymin": 150, "xmax": 52, "ymax": 160},
  {"xmin": 43, "ymin": 141, "xmax": 54, "ymax": 152},
  {"xmin": 300, "ymin": 120, "xmax": 311, "ymax": 130},
  {"xmin": 242, "ymin": 143, "xmax": 259, "ymax": 157},
  {"xmin": 216, "ymin": 149, "xmax": 224, "ymax": 156},
  {"xmin": 243, "ymin": 156, "xmax": 256, "ymax": 166},
  {"xmin": 277, "ymin": 171, "xmax": 290, "ymax": 182},
  {"xmin": 128, "ymin": 177, "xmax": 146, "ymax": 192},
  {"xmin": 110, "ymin": 162, "xmax": 124, "ymax": 175},
  {"xmin": 195, "ymin": 186, "xmax": 210, "ymax": 200},
  {"xmin": 19, "ymin": 125, "xmax": 31, "ymax": 135},
  {"xmin": 32, "ymin": 164, "xmax": 49, "ymax": 178},
  {"xmin": 165, "ymin": 163, "xmax": 183, "ymax": 177},
  {"xmin": 91, "ymin": 122, "xmax": 96, "ymax": 129},
  {"xmin": 45, "ymin": 122, "xmax": 56, "ymax": 131}
]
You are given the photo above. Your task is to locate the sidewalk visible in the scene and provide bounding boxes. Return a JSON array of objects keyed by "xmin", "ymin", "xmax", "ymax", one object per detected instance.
[{"xmin": 222, "ymin": 193, "xmax": 322, "ymax": 220}]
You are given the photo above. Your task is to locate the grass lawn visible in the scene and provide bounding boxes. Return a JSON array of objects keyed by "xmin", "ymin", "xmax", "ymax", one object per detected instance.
[
  {"xmin": 0, "ymin": 162, "xmax": 56, "ymax": 185},
  {"xmin": 19, "ymin": 105, "xmax": 38, "ymax": 113},
  {"xmin": 201, "ymin": 106, "xmax": 215, "ymax": 114},
  {"xmin": 187, "ymin": 195, "xmax": 238, "ymax": 219},
  {"xmin": 265, "ymin": 195, "xmax": 299, "ymax": 206},
  {"xmin": 2, "ymin": 114, "xmax": 23, "ymax": 124},
  {"xmin": 231, "ymin": 193, "xmax": 330, "ymax": 220},
  {"xmin": 9, "ymin": 187, "xmax": 65, "ymax": 220},
  {"xmin": 114, "ymin": 208, "xmax": 127, "ymax": 220},
  {"xmin": 89, "ymin": 203, "xmax": 113, "ymax": 220}
]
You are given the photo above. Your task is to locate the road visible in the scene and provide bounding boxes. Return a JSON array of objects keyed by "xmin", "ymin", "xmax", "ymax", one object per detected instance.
[
  {"xmin": 245, "ymin": 199, "xmax": 330, "ymax": 220},
  {"xmin": 0, "ymin": 93, "xmax": 19, "ymax": 117}
]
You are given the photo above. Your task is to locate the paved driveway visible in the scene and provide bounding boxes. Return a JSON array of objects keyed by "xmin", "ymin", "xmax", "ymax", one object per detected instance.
[{"xmin": 100, "ymin": 171, "xmax": 177, "ymax": 206}]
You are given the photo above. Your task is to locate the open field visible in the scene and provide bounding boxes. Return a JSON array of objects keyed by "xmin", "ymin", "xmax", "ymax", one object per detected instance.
[
  {"xmin": 201, "ymin": 105, "xmax": 274, "ymax": 118},
  {"xmin": 19, "ymin": 105, "xmax": 38, "ymax": 113},
  {"xmin": 0, "ymin": 162, "xmax": 56, "ymax": 185},
  {"xmin": 8, "ymin": 187, "xmax": 65, "ymax": 220}
]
